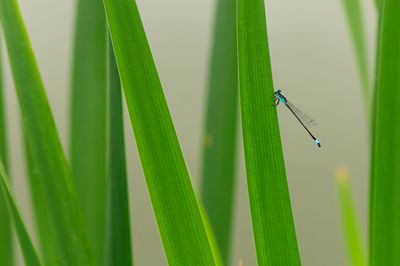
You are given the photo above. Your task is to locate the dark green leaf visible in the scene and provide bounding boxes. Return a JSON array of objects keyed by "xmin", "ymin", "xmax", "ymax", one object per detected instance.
[
  {"xmin": 70, "ymin": 1, "xmax": 107, "ymax": 264},
  {"xmin": 201, "ymin": 0, "xmax": 238, "ymax": 262},
  {"xmin": 370, "ymin": 0, "xmax": 400, "ymax": 264},
  {"xmin": 237, "ymin": 0, "xmax": 302, "ymax": 264},
  {"xmin": 105, "ymin": 39, "xmax": 133, "ymax": 266}
]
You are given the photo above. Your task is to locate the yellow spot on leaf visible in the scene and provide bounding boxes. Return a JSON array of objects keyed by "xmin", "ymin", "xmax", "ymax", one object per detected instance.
[{"xmin": 203, "ymin": 134, "xmax": 213, "ymax": 147}]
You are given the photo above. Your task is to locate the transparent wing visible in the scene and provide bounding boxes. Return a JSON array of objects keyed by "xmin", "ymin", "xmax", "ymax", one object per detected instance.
[{"xmin": 285, "ymin": 100, "xmax": 317, "ymax": 129}]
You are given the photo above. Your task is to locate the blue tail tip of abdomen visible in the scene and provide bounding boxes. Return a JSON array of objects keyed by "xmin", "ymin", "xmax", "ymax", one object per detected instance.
[{"xmin": 314, "ymin": 139, "xmax": 321, "ymax": 148}]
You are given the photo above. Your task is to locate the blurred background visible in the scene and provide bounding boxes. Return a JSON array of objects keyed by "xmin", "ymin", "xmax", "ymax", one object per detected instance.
[{"xmin": 2, "ymin": 0, "xmax": 376, "ymax": 265}]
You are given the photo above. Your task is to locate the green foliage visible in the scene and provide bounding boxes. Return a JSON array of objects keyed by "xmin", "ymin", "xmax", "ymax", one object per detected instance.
[
  {"xmin": 201, "ymin": 0, "xmax": 238, "ymax": 262},
  {"xmin": 0, "ymin": 37, "xmax": 13, "ymax": 266},
  {"xmin": 0, "ymin": 0, "xmax": 94, "ymax": 264},
  {"xmin": 103, "ymin": 0, "xmax": 217, "ymax": 264},
  {"xmin": 237, "ymin": 0, "xmax": 301, "ymax": 264},
  {"xmin": 24, "ymin": 136, "xmax": 59, "ymax": 265},
  {"xmin": 335, "ymin": 167, "xmax": 366, "ymax": 266},
  {"xmin": 341, "ymin": 0, "xmax": 369, "ymax": 108},
  {"xmin": 370, "ymin": 0, "xmax": 400, "ymax": 264},
  {"xmin": 70, "ymin": 1, "xmax": 107, "ymax": 264},
  {"xmin": 0, "ymin": 160, "xmax": 41, "ymax": 266},
  {"xmin": 374, "ymin": 0, "xmax": 381, "ymax": 11},
  {"xmin": 197, "ymin": 196, "xmax": 224, "ymax": 266},
  {"xmin": 105, "ymin": 40, "xmax": 133, "ymax": 266}
]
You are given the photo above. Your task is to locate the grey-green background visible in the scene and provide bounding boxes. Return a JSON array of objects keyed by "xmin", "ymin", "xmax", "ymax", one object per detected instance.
[{"xmin": 2, "ymin": 0, "xmax": 375, "ymax": 265}]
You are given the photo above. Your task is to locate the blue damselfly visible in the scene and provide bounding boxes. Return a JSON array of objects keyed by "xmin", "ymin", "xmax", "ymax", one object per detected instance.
[{"xmin": 274, "ymin": 89, "xmax": 321, "ymax": 147}]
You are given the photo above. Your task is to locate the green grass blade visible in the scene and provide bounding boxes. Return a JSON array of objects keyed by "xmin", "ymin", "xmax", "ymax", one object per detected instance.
[
  {"xmin": 0, "ymin": 160, "xmax": 41, "ymax": 266},
  {"xmin": 198, "ymin": 198, "xmax": 224, "ymax": 266},
  {"xmin": 0, "ymin": 0, "xmax": 94, "ymax": 264},
  {"xmin": 70, "ymin": 1, "xmax": 107, "ymax": 264},
  {"xmin": 0, "ymin": 37, "xmax": 13, "ymax": 266},
  {"xmin": 200, "ymin": 0, "xmax": 238, "ymax": 262},
  {"xmin": 237, "ymin": 0, "xmax": 302, "ymax": 264},
  {"xmin": 368, "ymin": 3, "xmax": 381, "ymax": 260},
  {"xmin": 102, "ymin": 0, "xmax": 217, "ymax": 264},
  {"xmin": 105, "ymin": 40, "xmax": 133, "ymax": 266},
  {"xmin": 341, "ymin": 0, "xmax": 369, "ymax": 107},
  {"xmin": 0, "ymin": 39, "xmax": 7, "ymax": 171},
  {"xmin": 335, "ymin": 166, "xmax": 366, "ymax": 266},
  {"xmin": 374, "ymin": 0, "xmax": 381, "ymax": 11},
  {"xmin": 370, "ymin": 0, "xmax": 400, "ymax": 264},
  {"xmin": 23, "ymin": 136, "xmax": 59, "ymax": 266}
]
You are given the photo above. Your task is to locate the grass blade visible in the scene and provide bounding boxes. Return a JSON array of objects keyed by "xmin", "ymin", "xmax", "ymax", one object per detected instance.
[
  {"xmin": 198, "ymin": 198, "xmax": 224, "ymax": 266},
  {"xmin": 370, "ymin": 0, "xmax": 400, "ymax": 264},
  {"xmin": 335, "ymin": 166, "xmax": 366, "ymax": 266},
  {"xmin": 237, "ymin": 0, "xmax": 302, "ymax": 264},
  {"xmin": 0, "ymin": 36, "xmax": 13, "ymax": 266},
  {"xmin": 0, "ymin": 160, "xmax": 41, "ymax": 266},
  {"xmin": 105, "ymin": 40, "xmax": 133, "ymax": 266},
  {"xmin": 374, "ymin": 0, "xmax": 381, "ymax": 11},
  {"xmin": 0, "ymin": 0, "xmax": 94, "ymax": 264},
  {"xmin": 201, "ymin": 0, "xmax": 238, "ymax": 262},
  {"xmin": 368, "ymin": 3, "xmax": 381, "ymax": 261},
  {"xmin": 23, "ymin": 136, "xmax": 59, "ymax": 266},
  {"xmin": 70, "ymin": 1, "xmax": 107, "ymax": 264},
  {"xmin": 341, "ymin": 0, "xmax": 369, "ymax": 107},
  {"xmin": 103, "ymin": 0, "xmax": 217, "ymax": 264}
]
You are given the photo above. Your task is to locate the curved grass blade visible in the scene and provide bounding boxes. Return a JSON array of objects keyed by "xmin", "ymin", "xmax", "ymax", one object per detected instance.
[
  {"xmin": 105, "ymin": 39, "xmax": 133, "ymax": 266},
  {"xmin": 198, "ymin": 198, "xmax": 224, "ymax": 266},
  {"xmin": 23, "ymin": 136, "xmax": 59, "ymax": 266},
  {"xmin": 341, "ymin": 0, "xmax": 369, "ymax": 108},
  {"xmin": 370, "ymin": 0, "xmax": 400, "ymax": 264},
  {"xmin": 0, "ymin": 0, "xmax": 94, "ymax": 264},
  {"xmin": 0, "ymin": 160, "xmax": 41, "ymax": 266},
  {"xmin": 102, "ymin": 0, "xmax": 217, "ymax": 264},
  {"xmin": 335, "ymin": 166, "xmax": 366, "ymax": 266},
  {"xmin": 368, "ymin": 2, "xmax": 382, "ymax": 261},
  {"xmin": 0, "ymin": 37, "xmax": 13, "ymax": 266},
  {"xmin": 70, "ymin": 1, "xmax": 107, "ymax": 264},
  {"xmin": 200, "ymin": 0, "xmax": 239, "ymax": 262},
  {"xmin": 237, "ymin": 0, "xmax": 302, "ymax": 264}
]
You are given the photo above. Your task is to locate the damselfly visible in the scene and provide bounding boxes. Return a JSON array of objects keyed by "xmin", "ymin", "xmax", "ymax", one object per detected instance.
[{"xmin": 274, "ymin": 89, "xmax": 321, "ymax": 147}]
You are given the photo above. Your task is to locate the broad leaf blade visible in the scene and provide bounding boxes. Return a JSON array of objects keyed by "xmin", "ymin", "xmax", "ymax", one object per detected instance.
[
  {"xmin": 0, "ymin": 160, "xmax": 41, "ymax": 266},
  {"xmin": 335, "ymin": 166, "xmax": 366, "ymax": 266},
  {"xmin": 103, "ymin": 0, "xmax": 217, "ymax": 264},
  {"xmin": 370, "ymin": 0, "xmax": 400, "ymax": 264},
  {"xmin": 237, "ymin": 0, "xmax": 302, "ymax": 264},
  {"xmin": 70, "ymin": 1, "xmax": 107, "ymax": 264},
  {"xmin": 0, "ymin": 0, "xmax": 94, "ymax": 264},
  {"xmin": 105, "ymin": 40, "xmax": 133, "ymax": 266},
  {"xmin": 201, "ymin": 0, "xmax": 238, "ymax": 262},
  {"xmin": 0, "ymin": 36, "xmax": 13, "ymax": 266}
]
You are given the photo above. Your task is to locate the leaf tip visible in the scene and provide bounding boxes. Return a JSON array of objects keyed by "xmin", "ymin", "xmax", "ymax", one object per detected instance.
[{"xmin": 335, "ymin": 164, "xmax": 350, "ymax": 183}]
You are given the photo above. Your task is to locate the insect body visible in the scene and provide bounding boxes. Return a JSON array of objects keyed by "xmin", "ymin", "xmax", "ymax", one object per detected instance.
[{"xmin": 274, "ymin": 89, "xmax": 321, "ymax": 147}]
